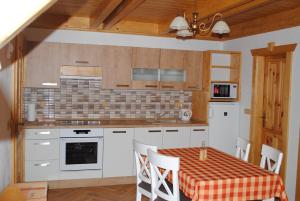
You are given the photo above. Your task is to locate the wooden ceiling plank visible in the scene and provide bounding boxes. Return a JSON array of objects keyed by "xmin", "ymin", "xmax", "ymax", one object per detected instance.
[
  {"xmin": 197, "ymin": 0, "xmax": 274, "ymax": 21},
  {"xmin": 228, "ymin": 5, "xmax": 300, "ymax": 39},
  {"xmin": 103, "ymin": 0, "xmax": 146, "ymax": 29},
  {"xmin": 90, "ymin": 0, "xmax": 123, "ymax": 28}
]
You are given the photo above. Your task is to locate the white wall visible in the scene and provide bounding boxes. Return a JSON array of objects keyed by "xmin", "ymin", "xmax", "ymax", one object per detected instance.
[
  {"xmin": 24, "ymin": 28, "xmax": 223, "ymax": 51},
  {"xmin": 224, "ymin": 26, "xmax": 300, "ymax": 200},
  {"xmin": 0, "ymin": 44, "xmax": 14, "ymax": 191}
]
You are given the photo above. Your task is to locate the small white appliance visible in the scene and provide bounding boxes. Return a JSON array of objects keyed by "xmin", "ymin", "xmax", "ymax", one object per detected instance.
[
  {"xmin": 179, "ymin": 109, "xmax": 192, "ymax": 121},
  {"xmin": 208, "ymin": 102, "xmax": 239, "ymax": 155},
  {"xmin": 211, "ymin": 82, "xmax": 238, "ymax": 99},
  {"xmin": 60, "ymin": 128, "xmax": 103, "ymax": 171}
]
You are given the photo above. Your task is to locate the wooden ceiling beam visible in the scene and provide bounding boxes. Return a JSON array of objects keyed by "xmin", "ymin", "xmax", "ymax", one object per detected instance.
[
  {"xmin": 90, "ymin": 0, "xmax": 123, "ymax": 28},
  {"xmin": 227, "ymin": 5, "xmax": 300, "ymax": 39},
  {"xmin": 103, "ymin": 0, "xmax": 146, "ymax": 30}
]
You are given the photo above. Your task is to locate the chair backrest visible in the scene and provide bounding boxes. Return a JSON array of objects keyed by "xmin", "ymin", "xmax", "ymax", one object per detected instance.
[
  {"xmin": 134, "ymin": 140, "xmax": 158, "ymax": 185},
  {"xmin": 260, "ymin": 144, "xmax": 283, "ymax": 174},
  {"xmin": 148, "ymin": 150, "xmax": 180, "ymax": 201},
  {"xmin": 235, "ymin": 137, "xmax": 251, "ymax": 162}
]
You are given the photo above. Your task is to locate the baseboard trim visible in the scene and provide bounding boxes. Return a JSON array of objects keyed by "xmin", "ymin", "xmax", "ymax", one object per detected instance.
[{"xmin": 48, "ymin": 176, "xmax": 136, "ymax": 189}]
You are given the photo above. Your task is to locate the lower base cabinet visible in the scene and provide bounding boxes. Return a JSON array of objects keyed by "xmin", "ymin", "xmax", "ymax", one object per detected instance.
[
  {"xmin": 25, "ymin": 160, "xmax": 59, "ymax": 181},
  {"xmin": 103, "ymin": 128, "xmax": 135, "ymax": 178},
  {"xmin": 162, "ymin": 127, "xmax": 190, "ymax": 149},
  {"xmin": 134, "ymin": 127, "xmax": 163, "ymax": 148}
]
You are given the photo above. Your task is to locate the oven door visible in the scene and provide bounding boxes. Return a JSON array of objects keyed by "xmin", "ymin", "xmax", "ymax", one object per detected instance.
[{"xmin": 60, "ymin": 137, "xmax": 103, "ymax": 171}]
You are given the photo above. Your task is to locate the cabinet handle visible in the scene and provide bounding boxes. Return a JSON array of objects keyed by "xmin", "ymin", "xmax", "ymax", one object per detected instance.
[
  {"xmin": 145, "ymin": 85, "xmax": 158, "ymax": 88},
  {"xmin": 112, "ymin": 131, "xmax": 127, "ymax": 134},
  {"xmin": 34, "ymin": 162, "xmax": 50, "ymax": 167},
  {"xmin": 75, "ymin": 60, "xmax": 89, "ymax": 64},
  {"xmin": 116, "ymin": 84, "xmax": 130, "ymax": 87},
  {"xmin": 166, "ymin": 130, "xmax": 179, "ymax": 133},
  {"xmin": 35, "ymin": 131, "xmax": 51, "ymax": 135},
  {"xmin": 34, "ymin": 142, "xmax": 50, "ymax": 146},
  {"xmin": 188, "ymin": 86, "xmax": 197, "ymax": 89},
  {"xmin": 161, "ymin": 85, "xmax": 175, "ymax": 89},
  {"xmin": 148, "ymin": 130, "xmax": 162, "ymax": 133},
  {"xmin": 193, "ymin": 129, "xmax": 206, "ymax": 132}
]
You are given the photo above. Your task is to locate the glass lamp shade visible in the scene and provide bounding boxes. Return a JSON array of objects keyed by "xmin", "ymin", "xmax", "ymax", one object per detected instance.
[
  {"xmin": 212, "ymin": 20, "xmax": 230, "ymax": 34},
  {"xmin": 176, "ymin": 29, "xmax": 193, "ymax": 37},
  {"xmin": 170, "ymin": 16, "xmax": 189, "ymax": 30}
]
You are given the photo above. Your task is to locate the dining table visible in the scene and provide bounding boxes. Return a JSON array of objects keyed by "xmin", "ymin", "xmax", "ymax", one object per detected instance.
[{"xmin": 159, "ymin": 147, "xmax": 288, "ymax": 201}]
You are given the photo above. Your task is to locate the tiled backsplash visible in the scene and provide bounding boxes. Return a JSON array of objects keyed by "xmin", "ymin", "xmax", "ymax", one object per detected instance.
[{"xmin": 24, "ymin": 79, "xmax": 192, "ymax": 120}]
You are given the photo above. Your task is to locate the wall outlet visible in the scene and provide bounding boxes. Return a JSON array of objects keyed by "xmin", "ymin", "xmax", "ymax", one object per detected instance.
[{"xmin": 175, "ymin": 101, "xmax": 183, "ymax": 109}]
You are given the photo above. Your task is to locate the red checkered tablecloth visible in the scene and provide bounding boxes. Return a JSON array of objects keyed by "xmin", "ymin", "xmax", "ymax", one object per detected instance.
[{"xmin": 159, "ymin": 147, "xmax": 288, "ymax": 201}]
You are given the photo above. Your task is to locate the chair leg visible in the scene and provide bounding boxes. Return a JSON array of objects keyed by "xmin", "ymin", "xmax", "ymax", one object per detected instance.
[{"xmin": 136, "ymin": 191, "xmax": 142, "ymax": 201}]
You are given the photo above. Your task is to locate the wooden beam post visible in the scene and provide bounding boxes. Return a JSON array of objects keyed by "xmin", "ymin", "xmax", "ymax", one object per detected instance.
[
  {"xmin": 90, "ymin": 0, "xmax": 123, "ymax": 28},
  {"xmin": 103, "ymin": 0, "xmax": 146, "ymax": 29}
]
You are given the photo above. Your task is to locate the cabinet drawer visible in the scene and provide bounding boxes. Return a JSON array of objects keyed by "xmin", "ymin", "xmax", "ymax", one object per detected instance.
[
  {"xmin": 162, "ymin": 127, "xmax": 190, "ymax": 149},
  {"xmin": 25, "ymin": 139, "xmax": 59, "ymax": 160},
  {"xmin": 25, "ymin": 129, "xmax": 59, "ymax": 140},
  {"xmin": 25, "ymin": 160, "xmax": 59, "ymax": 182},
  {"xmin": 190, "ymin": 127, "xmax": 209, "ymax": 147}
]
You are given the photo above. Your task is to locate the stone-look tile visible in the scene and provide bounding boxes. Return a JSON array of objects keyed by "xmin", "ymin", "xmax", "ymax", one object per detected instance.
[{"xmin": 24, "ymin": 79, "xmax": 192, "ymax": 120}]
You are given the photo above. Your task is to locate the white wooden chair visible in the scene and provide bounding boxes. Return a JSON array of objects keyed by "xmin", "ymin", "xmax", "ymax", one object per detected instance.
[
  {"xmin": 235, "ymin": 137, "xmax": 251, "ymax": 162},
  {"xmin": 147, "ymin": 150, "xmax": 190, "ymax": 201},
  {"xmin": 260, "ymin": 144, "xmax": 283, "ymax": 201},
  {"xmin": 134, "ymin": 140, "xmax": 158, "ymax": 201}
]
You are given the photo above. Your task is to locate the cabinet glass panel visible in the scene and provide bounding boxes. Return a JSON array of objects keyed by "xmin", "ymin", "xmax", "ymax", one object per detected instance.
[
  {"xmin": 132, "ymin": 68, "xmax": 159, "ymax": 81},
  {"xmin": 160, "ymin": 69, "xmax": 185, "ymax": 82}
]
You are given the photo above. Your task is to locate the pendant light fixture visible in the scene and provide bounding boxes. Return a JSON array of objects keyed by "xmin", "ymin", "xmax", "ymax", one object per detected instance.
[{"xmin": 169, "ymin": 12, "xmax": 230, "ymax": 38}]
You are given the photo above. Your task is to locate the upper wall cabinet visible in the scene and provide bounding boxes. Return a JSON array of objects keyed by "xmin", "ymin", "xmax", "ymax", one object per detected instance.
[
  {"xmin": 132, "ymin": 47, "xmax": 160, "ymax": 89},
  {"xmin": 25, "ymin": 42, "xmax": 62, "ymax": 88},
  {"xmin": 62, "ymin": 43, "xmax": 104, "ymax": 67},
  {"xmin": 102, "ymin": 46, "xmax": 132, "ymax": 89},
  {"xmin": 132, "ymin": 47, "xmax": 160, "ymax": 68},
  {"xmin": 160, "ymin": 49, "xmax": 185, "ymax": 69},
  {"xmin": 184, "ymin": 51, "xmax": 203, "ymax": 90}
]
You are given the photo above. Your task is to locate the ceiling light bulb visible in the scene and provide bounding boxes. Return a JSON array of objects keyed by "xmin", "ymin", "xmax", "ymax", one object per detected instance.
[
  {"xmin": 170, "ymin": 16, "xmax": 189, "ymax": 30},
  {"xmin": 212, "ymin": 20, "xmax": 230, "ymax": 34}
]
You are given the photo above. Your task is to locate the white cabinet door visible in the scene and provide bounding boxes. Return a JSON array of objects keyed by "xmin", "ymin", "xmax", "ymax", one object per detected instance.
[
  {"xmin": 134, "ymin": 127, "xmax": 163, "ymax": 148},
  {"xmin": 103, "ymin": 128, "xmax": 134, "ymax": 178},
  {"xmin": 162, "ymin": 127, "xmax": 190, "ymax": 149},
  {"xmin": 25, "ymin": 139, "xmax": 59, "ymax": 160},
  {"xmin": 189, "ymin": 126, "xmax": 209, "ymax": 147}
]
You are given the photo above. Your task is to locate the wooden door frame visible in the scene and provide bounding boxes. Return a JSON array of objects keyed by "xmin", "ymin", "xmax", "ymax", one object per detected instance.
[
  {"xmin": 249, "ymin": 43, "xmax": 297, "ymax": 181},
  {"xmin": 296, "ymin": 128, "xmax": 300, "ymax": 201}
]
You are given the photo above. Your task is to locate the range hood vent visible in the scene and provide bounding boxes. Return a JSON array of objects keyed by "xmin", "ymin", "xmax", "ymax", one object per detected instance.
[{"xmin": 60, "ymin": 66, "xmax": 102, "ymax": 80}]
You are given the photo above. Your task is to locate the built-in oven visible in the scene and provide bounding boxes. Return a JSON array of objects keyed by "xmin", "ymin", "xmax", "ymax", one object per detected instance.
[{"xmin": 60, "ymin": 128, "xmax": 103, "ymax": 171}]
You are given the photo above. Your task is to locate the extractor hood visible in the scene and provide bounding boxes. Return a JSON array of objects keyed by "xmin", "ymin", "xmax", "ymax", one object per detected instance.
[{"xmin": 60, "ymin": 66, "xmax": 102, "ymax": 80}]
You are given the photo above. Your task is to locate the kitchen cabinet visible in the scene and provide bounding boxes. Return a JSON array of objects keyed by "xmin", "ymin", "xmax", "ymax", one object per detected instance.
[
  {"xmin": 184, "ymin": 51, "xmax": 203, "ymax": 90},
  {"xmin": 24, "ymin": 129, "xmax": 60, "ymax": 182},
  {"xmin": 162, "ymin": 127, "xmax": 190, "ymax": 149},
  {"xmin": 132, "ymin": 47, "xmax": 160, "ymax": 68},
  {"xmin": 61, "ymin": 43, "xmax": 104, "ymax": 67},
  {"xmin": 189, "ymin": 126, "xmax": 209, "ymax": 147},
  {"xmin": 134, "ymin": 127, "xmax": 163, "ymax": 148},
  {"xmin": 159, "ymin": 69, "xmax": 185, "ymax": 90},
  {"xmin": 103, "ymin": 128, "xmax": 134, "ymax": 177},
  {"xmin": 102, "ymin": 46, "xmax": 132, "ymax": 89},
  {"xmin": 25, "ymin": 42, "xmax": 61, "ymax": 88},
  {"xmin": 160, "ymin": 49, "xmax": 185, "ymax": 69},
  {"xmin": 132, "ymin": 68, "xmax": 159, "ymax": 89}
]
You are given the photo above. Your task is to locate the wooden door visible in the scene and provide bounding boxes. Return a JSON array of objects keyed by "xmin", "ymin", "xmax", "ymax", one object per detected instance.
[
  {"xmin": 262, "ymin": 56, "xmax": 286, "ymax": 151},
  {"xmin": 25, "ymin": 42, "xmax": 61, "ymax": 88},
  {"xmin": 102, "ymin": 46, "xmax": 132, "ymax": 89},
  {"xmin": 184, "ymin": 51, "xmax": 203, "ymax": 90}
]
